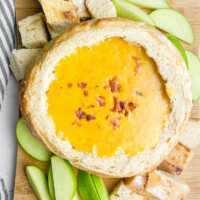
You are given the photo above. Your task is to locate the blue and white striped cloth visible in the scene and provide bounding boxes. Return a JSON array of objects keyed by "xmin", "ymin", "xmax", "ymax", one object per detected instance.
[{"xmin": 0, "ymin": 0, "xmax": 17, "ymax": 110}]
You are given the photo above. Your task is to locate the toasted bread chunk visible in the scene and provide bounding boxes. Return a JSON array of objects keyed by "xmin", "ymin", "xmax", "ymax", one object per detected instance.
[
  {"xmin": 180, "ymin": 119, "xmax": 200, "ymax": 149},
  {"xmin": 39, "ymin": 0, "xmax": 79, "ymax": 32},
  {"xmin": 18, "ymin": 13, "xmax": 48, "ymax": 48},
  {"xmin": 86, "ymin": 0, "xmax": 117, "ymax": 19},
  {"xmin": 158, "ymin": 142, "xmax": 194, "ymax": 175},
  {"xmin": 126, "ymin": 175, "xmax": 148, "ymax": 194},
  {"xmin": 69, "ymin": 0, "xmax": 90, "ymax": 18},
  {"xmin": 145, "ymin": 170, "xmax": 190, "ymax": 200},
  {"xmin": 110, "ymin": 181, "xmax": 145, "ymax": 200},
  {"xmin": 9, "ymin": 49, "xmax": 42, "ymax": 81}
]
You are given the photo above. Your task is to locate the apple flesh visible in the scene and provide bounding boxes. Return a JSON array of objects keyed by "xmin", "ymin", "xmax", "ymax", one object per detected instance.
[
  {"xmin": 126, "ymin": 0, "xmax": 169, "ymax": 9},
  {"xmin": 113, "ymin": 0, "xmax": 155, "ymax": 26},
  {"xmin": 186, "ymin": 50, "xmax": 200, "ymax": 102},
  {"xmin": 26, "ymin": 166, "xmax": 52, "ymax": 200},
  {"xmin": 16, "ymin": 117, "xmax": 52, "ymax": 161},
  {"xmin": 150, "ymin": 9, "xmax": 194, "ymax": 44},
  {"xmin": 51, "ymin": 156, "xmax": 77, "ymax": 200},
  {"xmin": 165, "ymin": 33, "xmax": 188, "ymax": 68},
  {"xmin": 48, "ymin": 166, "xmax": 55, "ymax": 200}
]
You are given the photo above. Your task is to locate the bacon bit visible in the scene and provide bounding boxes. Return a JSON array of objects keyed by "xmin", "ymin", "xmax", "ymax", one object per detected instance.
[
  {"xmin": 72, "ymin": 120, "xmax": 81, "ymax": 127},
  {"xmin": 133, "ymin": 57, "xmax": 141, "ymax": 75},
  {"xmin": 118, "ymin": 116, "xmax": 123, "ymax": 120},
  {"xmin": 109, "ymin": 76, "xmax": 122, "ymax": 92},
  {"xmin": 119, "ymin": 100, "xmax": 128, "ymax": 110},
  {"xmin": 77, "ymin": 82, "xmax": 87, "ymax": 89},
  {"xmin": 84, "ymin": 90, "xmax": 88, "ymax": 97},
  {"xmin": 68, "ymin": 83, "xmax": 72, "ymax": 88},
  {"xmin": 75, "ymin": 108, "xmax": 86, "ymax": 119},
  {"xmin": 106, "ymin": 115, "xmax": 110, "ymax": 120},
  {"xmin": 96, "ymin": 96, "xmax": 106, "ymax": 107},
  {"xmin": 112, "ymin": 96, "xmax": 120, "ymax": 112},
  {"xmin": 125, "ymin": 110, "xmax": 129, "ymax": 116},
  {"xmin": 136, "ymin": 91, "xmax": 142, "ymax": 96},
  {"xmin": 129, "ymin": 102, "xmax": 136, "ymax": 111},
  {"xmin": 87, "ymin": 104, "xmax": 95, "ymax": 109},
  {"xmin": 111, "ymin": 118, "xmax": 120, "ymax": 130},
  {"xmin": 86, "ymin": 114, "xmax": 95, "ymax": 121},
  {"xmin": 104, "ymin": 85, "xmax": 109, "ymax": 89}
]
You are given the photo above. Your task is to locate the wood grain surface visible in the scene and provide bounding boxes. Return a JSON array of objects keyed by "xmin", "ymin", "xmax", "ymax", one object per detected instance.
[{"xmin": 14, "ymin": 0, "xmax": 200, "ymax": 199}]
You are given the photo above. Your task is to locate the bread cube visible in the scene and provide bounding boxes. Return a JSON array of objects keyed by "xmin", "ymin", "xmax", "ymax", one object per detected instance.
[
  {"xmin": 86, "ymin": 0, "xmax": 117, "ymax": 19},
  {"xmin": 145, "ymin": 170, "xmax": 190, "ymax": 200},
  {"xmin": 9, "ymin": 49, "xmax": 42, "ymax": 81},
  {"xmin": 18, "ymin": 13, "xmax": 48, "ymax": 48},
  {"xmin": 70, "ymin": 0, "xmax": 90, "ymax": 18}
]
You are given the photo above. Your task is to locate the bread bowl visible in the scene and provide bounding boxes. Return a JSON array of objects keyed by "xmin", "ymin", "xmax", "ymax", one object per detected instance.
[{"xmin": 20, "ymin": 18, "xmax": 192, "ymax": 177}]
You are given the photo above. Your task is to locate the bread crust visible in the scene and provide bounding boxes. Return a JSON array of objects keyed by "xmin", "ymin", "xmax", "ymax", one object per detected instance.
[{"xmin": 20, "ymin": 18, "xmax": 192, "ymax": 178}]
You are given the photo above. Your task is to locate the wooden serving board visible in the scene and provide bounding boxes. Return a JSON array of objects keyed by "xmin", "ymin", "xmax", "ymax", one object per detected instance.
[{"xmin": 14, "ymin": 0, "xmax": 200, "ymax": 199}]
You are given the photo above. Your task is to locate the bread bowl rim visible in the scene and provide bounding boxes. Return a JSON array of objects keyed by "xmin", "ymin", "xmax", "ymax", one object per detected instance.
[{"xmin": 20, "ymin": 18, "xmax": 192, "ymax": 178}]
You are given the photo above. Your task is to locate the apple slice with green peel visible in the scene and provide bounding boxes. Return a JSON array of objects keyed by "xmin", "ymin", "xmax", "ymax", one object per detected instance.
[
  {"xmin": 72, "ymin": 192, "xmax": 79, "ymax": 200},
  {"xmin": 126, "ymin": 0, "xmax": 169, "ymax": 9},
  {"xmin": 91, "ymin": 174, "xmax": 109, "ymax": 200},
  {"xmin": 16, "ymin": 117, "xmax": 52, "ymax": 161},
  {"xmin": 48, "ymin": 166, "xmax": 55, "ymax": 200},
  {"xmin": 150, "ymin": 9, "xmax": 194, "ymax": 44},
  {"xmin": 165, "ymin": 33, "xmax": 188, "ymax": 68},
  {"xmin": 113, "ymin": 0, "xmax": 155, "ymax": 26},
  {"xmin": 78, "ymin": 170, "xmax": 100, "ymax": 200},
  {"xmin": 26, "ymin": 166, "xmax": 52, "ymax": 200},
  {"xmin": 186, "ymin": 50, "xmax": 200, "ymax": 102},
  {"xmin": 51, "ymin": 156, "xmax": 77, "ymax": 200}
]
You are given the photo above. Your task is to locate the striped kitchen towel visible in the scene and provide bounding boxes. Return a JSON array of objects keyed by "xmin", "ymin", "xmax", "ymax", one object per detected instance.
[{"xmin": 0, "ymin": 0, "xmax": 17, "ymax": 110}]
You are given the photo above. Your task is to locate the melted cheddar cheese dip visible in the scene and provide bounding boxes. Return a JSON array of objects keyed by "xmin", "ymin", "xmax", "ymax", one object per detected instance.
[{"xmin": 47, "ymin": 37, "xmax": 169, "ymax": 157}]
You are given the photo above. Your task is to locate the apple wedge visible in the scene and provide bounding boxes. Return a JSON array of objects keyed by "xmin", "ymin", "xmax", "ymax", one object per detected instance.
[
  {"xmin": 126, "ymin": 0, "xmax": 169, "ymax": 9},
  {"xmin": 48, "ymin": 166, "xmax": 55, "ymax": 200},
  {"xmin": 26, "ymin": 166, "xmax": 52, "ymax": 200},
  {"xmin": 186, "ymin": 51, "xmax": 200, "ymax": 102},
  {"xmin": 150, "ymin": 9, "xmax": 194, "ymax": 44},
  {"xmin": 113, "ymin": 0, "xmax": 155, "ymax": 26},
  {"xmin": 78, "ymin": 170, "xmax": 109, "ymax": 200},
  {"xmin": 16, "ymin": 117, "xmax": 52, "ymax": 161},
  {"xmin": 166, "ymin": 33, "xmax": 188, "ymax": 68},
  {"xmin": 51, "ymin": 156, "xmax": 77, "ymax": 200},
  {"xmin": 72, "ymin": 192, "xmax": 79, "ymax": 200}
]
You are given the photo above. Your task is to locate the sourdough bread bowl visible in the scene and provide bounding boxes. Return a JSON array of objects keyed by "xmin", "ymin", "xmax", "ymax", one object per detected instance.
[{"xmin": 20, "ymin": 18, "xmax": 192, "ymax": 177}]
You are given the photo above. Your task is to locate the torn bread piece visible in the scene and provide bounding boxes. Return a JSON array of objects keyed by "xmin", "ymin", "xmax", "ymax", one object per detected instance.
[
  {"xmin": 18, "ymin": 13, "xmax": 48, "ymax": 48},
  {"xmin": 125, "ymin": 175, "xmax": 148, "ymax": 194},
  {"xmin": 158, "ymin": 142, "xmax": 194, "ymax": 175},
  {"xmin": 110, "ymin": 181, "xmax": 146, "ymax": 200},
  {"xmin": 145, "ymin": 170, "xmax": 190, "ymax": 200},
  {"xmin": 9, "ymin": 49, "xmax": 42, "ymax": 81},
  {"xmin": 86, "ymin": 0, "xmax": 117, "ymax": 19},
  {"xmin": 69, "ymin": 0, "xmax": 90, "ymax": 18},
  {"xmin": 180, "ymin": 119, "xmax": 200, "ymax": 149},
  {"xmin": 39, "ymin": 0, "xmax": 79, "ymax": 32}
]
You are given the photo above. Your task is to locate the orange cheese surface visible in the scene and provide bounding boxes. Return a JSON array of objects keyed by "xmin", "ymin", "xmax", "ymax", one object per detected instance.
[{"xmin": 47, "ymin": 37, "xmax": 169, "ymax": 157}]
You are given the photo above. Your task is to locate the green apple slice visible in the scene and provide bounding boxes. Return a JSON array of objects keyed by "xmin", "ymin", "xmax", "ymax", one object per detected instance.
[
  {"xmin": 48, "ymin": 166, "xmax": 55, "ymax": 200},
  {"xmin": 165, "ymin": 33, "xmax": 188, "ymax": 68},
  {"xmin": 126, "ymin": 0, "xmax": 169, "ymax": 9},
  {"xmin": 113, "ymin": 0, "xmax": 155, "ymax": 26},
  {"xmin": 91, "ymin": 174, "xmax": 109, "ymax": 200},
  {"xmin": 26, "ymin": 166, "xmax": 52, "ymax": 200},
  {"xmin": 186, "ymin": 50, "xmax": 200, "ymax": 102},
  {"xmin": 150, "ymin": 9, "xmax": 194, "ymax": 44},
  {"xmin": 51, "ymin": 156, "xmax": 77, "ymax": 200},
  {"xmin": 72, "ymin": 192, "xmax": 79, "ymax": 200},
  {"xmin": 16, "ymin": 117, "xmax": 52, "ymax": 161},
  {"xmin": 78, "ymin": 170, "xmax": 100, "ymax": 200}
]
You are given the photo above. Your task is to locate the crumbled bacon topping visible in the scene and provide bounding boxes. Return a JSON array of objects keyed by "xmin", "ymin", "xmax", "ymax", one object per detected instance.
[
  {"xmin": 86, "ymin": 114, "xmax": 95, "ymax": 121},
  {"xmin": 128, "ymin": 102, "xmax": 136, "ymax": 111},
  {"xmin": 68, "ymin": 83, "xmax": 72, "ymax": 88},
  {"xmin": 111, "ymin": 118, "xmax": 120, "ymax": 130},
  {"xmin": 84, "ymin": 90, "xmax": 88, "ymax": 97},
  {"xmin": 96, "ymin": 96, "xmax": 106, "ymax": 107},
  {"xmin": 133, "ymin": 57, "xmax": 141, "ymax": 75},
  {"xmin": 77, "ymin": 82, "xmax": 87, "ymax": 89},
  {"xmin": 106, "ymin": 115, "xmax": 110, "ymax": 120},
  {"xmin": 72, "ymin": 120, "xmax": 81, "ymax": 126},
  {"xmin": 109, "ymin": 76, "xmax": 122, "ymax": 92},
  {"xmin": 75, "ymin": 108, "xmax": 86, "ymax": 119},
  {"xmin": 87, "ymin": 104, "xmax": 95, "ymax": 109}
]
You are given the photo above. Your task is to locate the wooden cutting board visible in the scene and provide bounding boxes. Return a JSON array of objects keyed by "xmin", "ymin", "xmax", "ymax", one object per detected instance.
[{"xmin": 14, "ymin": 0, "xmax": 200, "ymax": 199}]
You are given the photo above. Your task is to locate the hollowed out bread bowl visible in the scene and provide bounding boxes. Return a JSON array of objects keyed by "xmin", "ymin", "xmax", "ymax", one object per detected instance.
[{"xmin": 20, "ymin": 18, "xmax": 192, "ymax": 178}]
